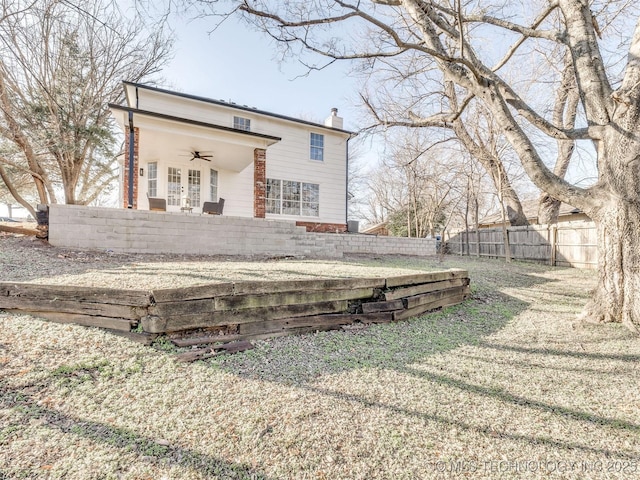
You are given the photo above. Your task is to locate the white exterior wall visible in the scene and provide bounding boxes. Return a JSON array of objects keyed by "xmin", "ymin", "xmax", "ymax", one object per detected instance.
[
  {"xmin": 135, "ymin": 88, "xmax": 271, "ymax": 137},
  {"xmin": 127, "ymin": 85, "xmax": 349, "ymax": 225},
  {"xmin": 218, "ymin": 166, "xmax": 254, "ymax": 217},
  {"xmin": 261, "ymin": 118, "xmax": 347, "ymax": 225}
]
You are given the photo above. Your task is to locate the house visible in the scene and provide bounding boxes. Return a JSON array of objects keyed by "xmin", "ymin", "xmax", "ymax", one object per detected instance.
[
  {"xmin": 477, "ymin": 199, "xmax": 590, "ymax": 228},
  {"xmin": 109, "ymin": 82, "xmax": 353, "ymax": 232},
  {"xmin": 360, "ymin": 222, "xmax": 390, "ymax": 236}
]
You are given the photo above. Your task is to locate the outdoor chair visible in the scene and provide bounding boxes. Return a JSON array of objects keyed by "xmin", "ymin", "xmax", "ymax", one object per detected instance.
[
  {"xmin": 203, "ymin": 198, "xmax": 225, "ymax": 215},
  {"xmin": 147, "ymin": 193, "xmax": 166, "ymax": 212}
]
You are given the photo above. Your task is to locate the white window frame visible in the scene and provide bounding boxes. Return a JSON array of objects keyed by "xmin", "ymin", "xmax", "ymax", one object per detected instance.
[
  {"xmin": 266, "ymin": 178, "xmax": 319, "ymax": 217},
  {"xmin": 233, "ymin": 116, "xmax": 251, "ymax": 131},
  {"xmin": 147, "ymin": 162, "xmax": 158, "ymax": 197},
  {"xmin": 188, "ymin": 169, "xmax": 201, "ymax": 208},
  {"xmin": 310, "ymin": 133, "xmax": 324, "ymax": 161},
  {"xmin": 266, "ymin": 178, "xmax": 281, "ymax": 214},
  {"xmin": 210, "ymin": 169, "xmax": 219, "ymax": 201}
]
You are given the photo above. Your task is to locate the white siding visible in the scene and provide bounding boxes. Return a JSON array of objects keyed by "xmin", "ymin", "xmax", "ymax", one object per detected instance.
[
  {"xmin": 129, "ymin": 86, "xmax": 349, "ymax": 224},
  {"xmin": 137, "ymin": 89, "xmax": 265, "ymax": 134},
  {"xmin": 217, "ymin": 165, "xmax": 254, "ymax": 217},
  {"xmin": 263, "ymin": 120, "xmax": 347, "ymax": 225}
]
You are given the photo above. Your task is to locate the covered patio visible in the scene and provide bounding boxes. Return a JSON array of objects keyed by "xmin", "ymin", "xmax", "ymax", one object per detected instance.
[{"xmin": 109, "ymin": 105, "xmax": 280, "ymax": 216}]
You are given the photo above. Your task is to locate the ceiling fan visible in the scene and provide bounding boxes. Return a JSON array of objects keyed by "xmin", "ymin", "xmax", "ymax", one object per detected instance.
[{"xmin": 188, "ymin": 151, "xmax": 213, "ymax": 161}]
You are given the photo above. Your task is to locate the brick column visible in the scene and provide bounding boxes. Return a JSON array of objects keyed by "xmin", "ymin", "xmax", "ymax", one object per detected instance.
[
  {"xmin": 123, "ymin": 127, "xmax": 139, "ymax": 209},
  {"xmin": 254, "ymin": 148, "xmax": 266, "ymax": 218}
]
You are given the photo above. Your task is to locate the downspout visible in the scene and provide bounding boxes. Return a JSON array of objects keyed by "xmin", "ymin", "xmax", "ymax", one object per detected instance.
[
  {"xmin": 345, "ymin": 135, "xmax": 351, "ymax": 227},
  {"xmin": 127, "ymin": 110, "xmax": 135, "ymax": 209}
]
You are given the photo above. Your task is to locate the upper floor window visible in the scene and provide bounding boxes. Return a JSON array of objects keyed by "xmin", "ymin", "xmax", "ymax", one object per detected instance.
[
  {"xmin": 310, "ymin": 133, "xmax": 324, "ymax": 161},
  {"xmin": 147, "ymin": 162, "xmax": 158, "ymax": 197},
  {"xmin": 233, "ymin": 116, "xmax": 251, "ymax": 131}
]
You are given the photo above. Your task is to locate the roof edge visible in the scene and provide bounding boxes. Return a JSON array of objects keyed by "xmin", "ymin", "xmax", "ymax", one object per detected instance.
[
  {"xmin": 122, "ymin": 81, "xmax": 355, "ymax": 136},
  {"xmin": 109, "ymin": 103, "xmax": 282, "ymax": 143}
]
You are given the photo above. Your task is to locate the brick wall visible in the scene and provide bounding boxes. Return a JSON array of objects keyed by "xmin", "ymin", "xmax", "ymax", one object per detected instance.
[
  {"xmin": 254, "ymin": 148, "xmax": 266, "ymax": 218},
  {"xmin": 49, "ymin": 205, "xmax": 436, "ymax": 257},
  {"xmin": 122, "ymin": 127, "xmax": 139, "ymax": 209}
]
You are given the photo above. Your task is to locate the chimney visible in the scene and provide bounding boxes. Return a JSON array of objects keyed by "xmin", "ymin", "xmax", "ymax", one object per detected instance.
[{"xmin": 324, "ymin": 107, "xmax": 343, "ymax": 129}]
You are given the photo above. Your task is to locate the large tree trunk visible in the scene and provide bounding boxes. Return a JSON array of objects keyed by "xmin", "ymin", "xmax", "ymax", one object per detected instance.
[
  {"xmin": 582, "ymin": 202, "xmax": 640, "ymax": 333},
  {"xmin": 582, "ymin": 57, "xmax": 640, "ymax": 331}
]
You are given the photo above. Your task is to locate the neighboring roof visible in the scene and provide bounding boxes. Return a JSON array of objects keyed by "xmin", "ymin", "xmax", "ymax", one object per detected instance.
[
  {"xmin": 479, "ymin": 199, "xmax": 585, "ymax": 226},
  {"xmin": 108, "ymin": 104, "xmax": 282, "ymax": 144},
  {"xmin": 361, "ymin": 222, "xmax": 389, "ymax": 235},
  {"xmin": 123, "ymin": 81, "xmax": 355, "ymax": 136}
]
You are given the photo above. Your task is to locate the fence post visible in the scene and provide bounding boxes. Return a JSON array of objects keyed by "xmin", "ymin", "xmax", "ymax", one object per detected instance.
[{"xmin": 550, "ymin": 225, "xmax": 558, "ymax": 266}]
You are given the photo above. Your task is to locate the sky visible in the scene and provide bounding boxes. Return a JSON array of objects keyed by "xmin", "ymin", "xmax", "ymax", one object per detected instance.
[{"xmin": 162, "ymin": 14, "xmax": 363, "ymax": 132}]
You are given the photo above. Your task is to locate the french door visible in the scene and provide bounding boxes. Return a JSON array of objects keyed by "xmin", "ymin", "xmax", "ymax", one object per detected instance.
[{"xmin": 166, "ymin": 166, "xmax": 202, "ymax": 211}]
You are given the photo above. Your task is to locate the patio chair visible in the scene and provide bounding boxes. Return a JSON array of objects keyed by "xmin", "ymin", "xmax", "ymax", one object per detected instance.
[
  {"xmin": 147, "ymin": 193, "xmax": 166, "ymax": 212},
  {"xmin": 203, "ymin": 198, "xmax": 225, "ymax": 215}
]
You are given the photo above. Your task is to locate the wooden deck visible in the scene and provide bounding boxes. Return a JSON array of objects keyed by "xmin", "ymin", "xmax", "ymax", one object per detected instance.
[{"xmin": 1, "ymin": 269, "xmax": 470, "ymax": 347}]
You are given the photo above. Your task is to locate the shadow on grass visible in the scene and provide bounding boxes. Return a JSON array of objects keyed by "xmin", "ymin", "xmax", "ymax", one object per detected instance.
[
  {"xmin": 477, "ymin": 342, "xmax": 640, "ymax": 362},
  {"xmin": 299, "ymin": 380, "xmax": 638, "ymax": 460},
  {"xmin": 0, "ymin": 381, "xmax": 272, "ymax": 480},
  {"xmin": 207, "ymin": 286, "xmax": 535, "ymax": 385}
]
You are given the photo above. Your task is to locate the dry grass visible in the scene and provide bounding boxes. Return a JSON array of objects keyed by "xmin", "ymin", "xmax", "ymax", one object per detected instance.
[{"xmin": 1, "ymin": 235, "xmax": 640, "ymax": 479}]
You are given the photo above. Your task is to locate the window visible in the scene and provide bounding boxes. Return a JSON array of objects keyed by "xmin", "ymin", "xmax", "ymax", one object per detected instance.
[
  {"xmin": 210, "ymin": 169, "xmax": 218, "ymax": 201},
  {"xmin": 302, "ymin": 183, "xmax": 320, "ymax": 216},
  {"xmin": 233, "ymin": 116, "xmax": 251, "ymax": 131},
  {"xmin": 266, "ymin": 178, "xmax": 319, "ymax": 217},
  {"xmin": 188, "ymin": 169, "xmax": 201, "ymax": 208},
  {"xmin": 282, "ymin": 180, "xmax": 301, "ymax": 215},
  {"xmin": 266, "ymin": 179, "xmax": 281, "ymax": 214},
  {"xmin": 147, "ymin": 162, "xmax": 157, "ymax": 197},
  {"xmin": 310, "ymin": 133, "xmax": 324, "ymax": 161},
  {"xmin": 167, "ymin": 167, "xmax": 181, "ymax": 206}
]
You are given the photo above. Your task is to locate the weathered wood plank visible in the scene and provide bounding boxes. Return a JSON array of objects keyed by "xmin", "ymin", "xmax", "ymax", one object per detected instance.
[
  {"xmin": 175, "ymin": 328, "xmax": 334, "ymax": 346},
  {"xmin": 142, "ymin": 300, "xmax": 349, "ymax": 334},
  {"xmin": 384, "ymin": 269, "xmax": 468, "ymax": 288},
  {"xmin": 238, "ymin": 313, "xmax": 350, "ymax": 335},
  {"xmin": 240, "ymin": 311, "xmax": 396, "ymax": 335},
  {"xmin": 8, "ymin": 310, "xmax": 134, "ymax": 332},
  {"xmin": 151, "ymin": 283, "xmax": 234, "ymax": 303},
  {"xmin": 384, "ymin": 278, "xmax": 469, "ymax": 301},
  {"xmin": 0, "ymin": 282, "xmax": 152, "ymax": 307},
  {"xmin": 393, "ymin": 292, "xmax": 467, "ymax": 321},
  {"xmin": 0, "ymin": 297, "xmax": 147, "ymax": 320},
  {"xmin": 404, "ymin": 285, "xmax": 471, "ymax": 310},
  {"xmin": 172, "ymin": 334, "xmax": 246, "ymax": 347},
  {"xmin": 149, "ymin": 298, "xmax": 215, "ymax": 317},
  {"xmin": 215, "ymin": 288, "xmax": 374, "ymax": 311},
  {"xmin": 361, "ymin": 299, "xmax": 405, "ymax": 313},
  {"xmin": 232, "ymin": 277, "xmax": 385, "ymax": 295}
]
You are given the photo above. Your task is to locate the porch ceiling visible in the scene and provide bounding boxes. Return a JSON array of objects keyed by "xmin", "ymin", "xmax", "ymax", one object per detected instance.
[{"xmin": 110, "ymin": 105, "xmax": 281, "ymax": 172}]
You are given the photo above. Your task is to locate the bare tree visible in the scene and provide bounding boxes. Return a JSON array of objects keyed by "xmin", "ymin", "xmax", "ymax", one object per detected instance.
[
  {"xmin": 0, "ymin": 0, "xmax": 172, "ymax": 216},
  {"xmin": 364, "ymin": 130, "xmax": 466, "ymax": 238},
  {"xmin": 537, "ymin": 51, "xmax": 580, "ymax": 224},
  {"xmin": 185, "ymin": 0, "xmax": 640, "ymax": 330}
]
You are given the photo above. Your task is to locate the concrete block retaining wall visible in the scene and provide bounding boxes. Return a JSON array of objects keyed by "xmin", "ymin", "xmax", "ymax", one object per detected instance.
[{"xmin": 49, "ymin": 205, "xmax": 435, "ymax": 257}]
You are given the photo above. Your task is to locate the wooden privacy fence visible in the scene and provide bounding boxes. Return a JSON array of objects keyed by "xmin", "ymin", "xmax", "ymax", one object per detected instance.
[
  {"xmin": 0, "ymin": 269, "xmax": 470, "ymax": 347},
  {"xmin": 445, "ymin": 221, "xmax": 597, "ymax": 269}
]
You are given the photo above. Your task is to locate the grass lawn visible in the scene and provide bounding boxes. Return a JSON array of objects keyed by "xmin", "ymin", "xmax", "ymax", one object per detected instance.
[{"xmin": 1, "ymin": 253, "xmax": 639, "ymax": 479}]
